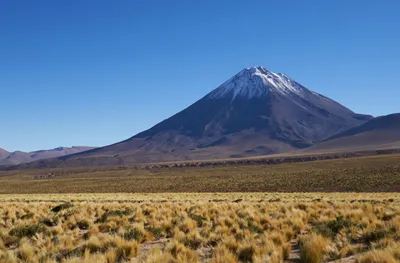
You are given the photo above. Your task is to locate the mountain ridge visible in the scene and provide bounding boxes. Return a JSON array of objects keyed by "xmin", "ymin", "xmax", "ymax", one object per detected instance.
[
  {"xmin": 307, "ymin": 113, "xmax": 400, "ymax": 152},
  {"xmin": 0, "ymin": 146, "xmax": 96, "ymax": 165}
]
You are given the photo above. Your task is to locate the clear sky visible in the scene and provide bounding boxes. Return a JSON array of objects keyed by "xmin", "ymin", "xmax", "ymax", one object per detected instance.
[{"xmin": 1, "ymin": 1, "xmax": 399, "ymax": 152}]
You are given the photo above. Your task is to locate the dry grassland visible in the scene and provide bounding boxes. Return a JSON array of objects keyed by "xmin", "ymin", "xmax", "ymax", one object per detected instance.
[
  {"xmin": 0, "ymin": 154, "xmax": 399, "ymax": 194},
  {"xmin": 0, "ymin": 193, "xmax": 399, "ymax": 263}
]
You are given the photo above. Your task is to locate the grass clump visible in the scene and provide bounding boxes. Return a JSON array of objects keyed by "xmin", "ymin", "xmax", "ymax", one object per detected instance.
[
  {"xmin": 356, "ymin": 248, "xmax": 399, "ymax": 263},
  {"xmin": 209, "ymin": 246, "xmax": 237, "ymax": 263},
  {"xmin": 95, "ymin": 209, "xmax": 132, "ymax": 223},
  {"xmin": 123, "ymin": 227, "xmax": 144, "ymax": 242},
  {"xmin": 166, "ymin": 240, "xmax": 199, "ymax": 262},
  {"xmin": 300, "ymin": 234, "xmax": 329, "ymax": 263}
]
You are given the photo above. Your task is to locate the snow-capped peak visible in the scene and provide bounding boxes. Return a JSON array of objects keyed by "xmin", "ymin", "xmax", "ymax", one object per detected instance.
[{"xmin": 208, "ymin": 66, "xmax": 306, "ymax": 100}]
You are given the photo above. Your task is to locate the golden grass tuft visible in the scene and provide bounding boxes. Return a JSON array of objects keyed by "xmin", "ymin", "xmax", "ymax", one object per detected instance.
[{"xmin": 300, "ymin": 234, "xmax": 329, "ymax": 263}]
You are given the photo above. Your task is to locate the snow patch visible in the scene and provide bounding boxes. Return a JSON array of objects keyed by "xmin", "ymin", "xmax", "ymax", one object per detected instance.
[{"xmin": 208, "ymin": 66, "xmax": 307, "ymax": 101}]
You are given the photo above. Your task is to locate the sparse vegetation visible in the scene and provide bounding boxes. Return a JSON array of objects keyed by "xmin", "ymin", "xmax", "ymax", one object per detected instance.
[
  {"xmin": 0, "ymin": 193, "xmax": 398, "ymax": 262},
  {"xmin": 0, "ymin": 154, "xmax": 399, "ymax": 193}
]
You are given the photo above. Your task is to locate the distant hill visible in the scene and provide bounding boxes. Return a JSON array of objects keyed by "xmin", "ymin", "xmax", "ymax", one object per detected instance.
[
  {"xmin": 15, "ymin": 66, "xmax": 372, "ymax": 168},
  {"xmin": 0, "ymin": 146, "xmax": 95, "ymax": 165},
  {"xmin": 0, "ymin": 148, "xmax": 10, "ymax": 159},
  {"xmin": 306, "ymin": 113, "xmax": 400, "ymax": 152}
]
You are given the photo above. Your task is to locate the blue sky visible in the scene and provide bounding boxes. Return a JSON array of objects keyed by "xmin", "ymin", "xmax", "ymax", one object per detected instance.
[{"xmin": 1, "ymin": 1, "xmax": 399, "ymax": 152}]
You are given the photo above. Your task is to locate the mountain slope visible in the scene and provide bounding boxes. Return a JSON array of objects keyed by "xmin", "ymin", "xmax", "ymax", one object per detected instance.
[
  {"xmin": 0, "ymin": 148, "xmax": 9, "ymax": 159},
  {"xmin": 306, "ymin": 113, "xmax": 400, "ymax": 152},
  {"xmin": 0, "ymin": 146, "xmax": 95, "ymax": 165},
  {"xmin": 13, "ymin": 66, "xmax": 372, "ymax": 167}
]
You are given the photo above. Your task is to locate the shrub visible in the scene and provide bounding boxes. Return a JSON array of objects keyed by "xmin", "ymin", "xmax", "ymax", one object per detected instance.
[
  {"xmin": 238, "ymin": 245, "xmax": 256, "ymax": 262},
  {"xmin": 20, "ymin": 213, "xmax": 34, "ymax": 220},
  {"xmin": 77, "ymin": 220, "xmax": 90, "ymax": 230},
  {"xmin": 9, "ymin": 224, "xmax": 46, "ymax": 238},
  {"xmin": 40, "ymin": 217, "xmax": 57, "ymax": 227},
  {"xmin": 363, "ymin": 229, "xmax": 391, "ymax": 244},
  {"xmin": 248, "ymin": 220, "xmax": 263, "ymax": 234},
  {"xmin": 313, "ymin": 216, "xmax": 358, "ymax": 238},
  {"xmin": 51, "ymin": 203, "xmax": 73, "ymax": 213},
  {"xmin": 189, "ymin": 214, "xmax": 206, "ymax": 227}
]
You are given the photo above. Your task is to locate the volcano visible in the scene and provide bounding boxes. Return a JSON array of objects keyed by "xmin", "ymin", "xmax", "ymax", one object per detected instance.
[{"xmin": 13, "ymin": 66, "xmax": 372, "ymax": 167}]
